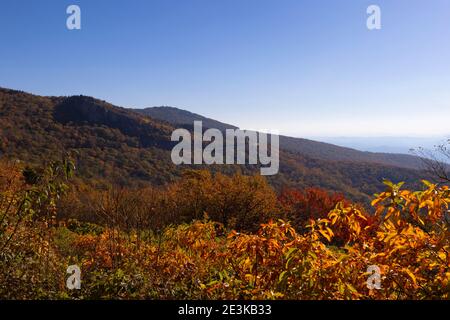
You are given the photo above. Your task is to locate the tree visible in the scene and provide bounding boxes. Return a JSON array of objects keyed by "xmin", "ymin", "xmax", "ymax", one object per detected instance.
[
  {"xmin": 415, "ymin": 139, "xmax": 450, "ymax": 184},
  {"xmin": 278, "ymin": 187, "xmax": 350, "ymax": 233}
]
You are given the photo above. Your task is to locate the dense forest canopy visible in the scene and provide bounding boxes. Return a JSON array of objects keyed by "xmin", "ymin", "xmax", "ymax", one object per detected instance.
[{"xmin": 0, "ymin": 87, "xmax": 427, "ymax": 203}]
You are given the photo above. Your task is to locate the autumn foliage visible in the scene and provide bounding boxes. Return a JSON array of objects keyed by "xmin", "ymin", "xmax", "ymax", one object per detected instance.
[{"xmin": 0, "ymin": 160, "xmax": 448, "ymax": 300}]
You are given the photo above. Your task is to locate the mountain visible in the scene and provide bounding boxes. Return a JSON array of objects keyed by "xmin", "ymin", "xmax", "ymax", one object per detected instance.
[
  {"xmin": 135, "ymin": 106, "xmax": 237, "ymax": 132},
  {"xmin": 0, "ymin": 87, "xmax": 426, "ymax": 202},
  {"xmin": 136, "ymin": 107, "xmax": 425, "ymax": 170},
  {"xmin": 0, "ymin": 88, "xmax": 177, "ymax": 186},
  {"xmin": 278, "ymin": 135, "xmax": 424, "ymax": 170}
]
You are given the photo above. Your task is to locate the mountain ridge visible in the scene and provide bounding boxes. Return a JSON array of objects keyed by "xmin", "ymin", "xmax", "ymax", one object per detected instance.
[
  {"xmin": 135, "ymin": 106, "xmax": 424, "ymax": 170},
  {"xmin": 134, "ymin": 106, "xmax": 238, "ymax": 132},
  {"xmin": 0, "ymin": 87, "xmax": 426, "ymax": 202}
]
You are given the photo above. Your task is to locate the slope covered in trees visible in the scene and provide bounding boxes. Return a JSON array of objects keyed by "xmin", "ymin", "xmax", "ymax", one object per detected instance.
[
  {"xmin": 137, "ymin": 106, "xmax": 425, "ymax": 169},
  {"xmin": 0, "ymin": 88, "xmax": 446, "ymax": 300},
  {"xmin": 0, "ymin": 87, "xmax": 425, "ymax": 202}
]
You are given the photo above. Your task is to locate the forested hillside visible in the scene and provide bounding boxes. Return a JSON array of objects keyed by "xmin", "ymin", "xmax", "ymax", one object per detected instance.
[
  {"xmin": 0, "ymin": 87, "xmax": 447, "ymax": 300},
  {"xmin": 137, "ymin": 106, "xmax": 425, "ymax": 169},
  {"xmin": 0, "ymin": 87, "xmax": 425, "ymax": 201}
]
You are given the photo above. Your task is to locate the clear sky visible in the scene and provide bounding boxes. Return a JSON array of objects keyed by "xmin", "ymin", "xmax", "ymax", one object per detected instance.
[{"xmin": 1, "ymin": 0, "xmax": 449, "ymax": 137}]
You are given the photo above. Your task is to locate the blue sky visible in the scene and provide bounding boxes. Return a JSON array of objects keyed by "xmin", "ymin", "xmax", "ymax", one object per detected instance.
[{"xmin": 1, "ymin": 0, "xmax": 449, "ymax": 137}]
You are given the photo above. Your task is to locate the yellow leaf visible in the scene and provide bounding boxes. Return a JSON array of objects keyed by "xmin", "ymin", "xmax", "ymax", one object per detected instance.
[
  {"xmin": 403, "ymin": 268, "xmax": 417, "ymax": 286},
  {"xmin": 319, "ymin": 230, "xmax": 331, "ymax": 242},
  {"xmin": 371, "ymin": 198, "xmax": 382, "ymax": 206}
]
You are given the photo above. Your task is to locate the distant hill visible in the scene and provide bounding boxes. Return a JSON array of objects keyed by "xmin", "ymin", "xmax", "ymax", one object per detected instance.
[
  {"xmin": 0, "ymin": 87, "xmax": 426, "ymax": 202},
  {"xmin": 135, "ymin": 106, "xmax": 238, "ymax": 132},
  {"xmin": 278, "ymin": 135, "xmax": 424, "ymax": 170},
  {"xmin": 135, "ymin": 106, "xmax": 425, "ymax": 170}
]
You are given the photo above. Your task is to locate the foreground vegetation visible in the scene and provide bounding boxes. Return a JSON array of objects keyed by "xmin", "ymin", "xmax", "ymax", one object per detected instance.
[{"xmin": 0, "ymin": 159, "xmax": 448, "ymax": 299}]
